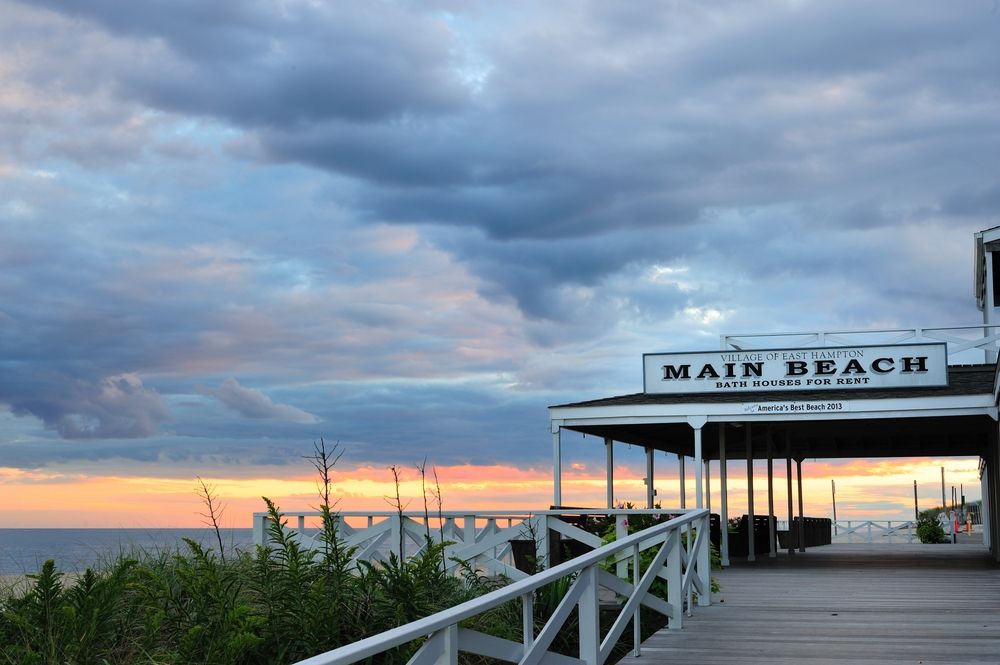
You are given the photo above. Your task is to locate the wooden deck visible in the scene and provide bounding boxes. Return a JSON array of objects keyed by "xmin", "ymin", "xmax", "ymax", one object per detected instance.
[{"xmin": 619, "ymin": 543, "xmax": 1000, "ymax": 665}]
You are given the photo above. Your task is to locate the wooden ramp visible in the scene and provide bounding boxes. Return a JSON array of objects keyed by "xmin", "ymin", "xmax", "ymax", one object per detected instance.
[{"xmin": 619, "ymin": 543, "xmax": 1000, "ymax": 665}]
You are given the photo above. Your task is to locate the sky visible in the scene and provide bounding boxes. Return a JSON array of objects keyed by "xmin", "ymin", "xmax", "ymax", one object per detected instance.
[{"xmin": 1, "ymin": 0, "xmax": 998, "ymax": 527}]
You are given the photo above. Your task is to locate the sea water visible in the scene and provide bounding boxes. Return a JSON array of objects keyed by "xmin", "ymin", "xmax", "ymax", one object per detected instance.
[{"xmin": 0, "ymin": 528, "xmax": 255, "ymax": 575}]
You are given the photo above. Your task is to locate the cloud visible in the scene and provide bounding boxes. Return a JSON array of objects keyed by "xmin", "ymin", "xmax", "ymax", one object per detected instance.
[
  {"xmin": 2, "ymin": 373, "xmax": 169, "ymax": 440},
  {"xmin": 209, "ymin": 378, "xmax": 319, "ymax": 424},
  {"xmin": 0, "ymin": 0, "xmax": 998, "ymax": 495}
]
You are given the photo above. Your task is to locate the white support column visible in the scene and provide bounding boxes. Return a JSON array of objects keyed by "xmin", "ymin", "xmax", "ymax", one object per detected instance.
[
  {"xmin": 786, "ymin": 434, "xmax": 795, "ymax": 556},
  {"xmin": 645, "ymin": 447, "xmax": 655, "ymax": 508},
  {"xmin": 746, "ymin": 424, "xmax": 755, "ymax": 562},
  {"xmin": 719, "ymin": 425, "xmax": 730, "ymax": 567},
  {"xmin": 694, "ymin": 433, "xmax": 704, "ymax": 508},
  {"xmin": 797, "ymin": 458, "xmax": 806, "ymax": 552},
  {"xmin": 688, "ymin": 415, "xmax": 710, "ymax": 607},
  {"xmin": 605, "ymin": 437, "xmax": 614, "ymax": 509},
  {"xmin": 982, "ymin": 461, "xmax": 991, "ymax": 550},
  {"xmin": 678, "ymin": 454, "xmax": 686, "ymax": 509},
  {"xmin": 767, "ymin": 429, "xmax": 776, "ymax": 558},
  {"xmin": 552, "ymin": 427, "xmax": 562, "ymax": 508}
]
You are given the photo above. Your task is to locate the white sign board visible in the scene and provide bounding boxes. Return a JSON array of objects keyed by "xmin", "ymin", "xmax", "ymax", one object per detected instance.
[{"xmin": 643, "ymin": 344, "xmax": 948, "ymax": 395}]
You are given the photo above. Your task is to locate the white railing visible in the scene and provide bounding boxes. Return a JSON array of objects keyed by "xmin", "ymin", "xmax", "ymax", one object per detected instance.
[
  {"xmin": 252, "ymin": 509, "xmax": 689, "ymax": 581},
  {"xmin": 293, "ymin": 509, "xmax": 712, "ymax": 665},
  {"xmin": 832, "ymin": 520, "xmax": 917, "ymax": 544},
  {"xmin": 721, "ymin": 325, "xmax": 1000, "ymax": 363}
]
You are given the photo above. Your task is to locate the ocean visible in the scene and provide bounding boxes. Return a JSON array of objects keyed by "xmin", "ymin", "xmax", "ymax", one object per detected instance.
[{"xmin": 0, "ymin": 528, "xmax": 256, "ymax": 576}]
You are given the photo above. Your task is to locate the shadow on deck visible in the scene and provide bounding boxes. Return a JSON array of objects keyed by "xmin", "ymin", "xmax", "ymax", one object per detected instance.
[{"xmin": 619, "ymin": 543, "xmax": 1000, "ymax": 665}]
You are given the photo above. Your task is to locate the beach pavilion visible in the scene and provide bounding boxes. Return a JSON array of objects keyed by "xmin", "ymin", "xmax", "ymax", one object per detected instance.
[{"xmin": 549, "ymin": 226, "xmax": 1000, "ymax": 566}]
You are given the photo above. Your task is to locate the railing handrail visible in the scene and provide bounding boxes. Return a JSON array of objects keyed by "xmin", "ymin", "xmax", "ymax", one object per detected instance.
[
  {"xmin": 721, "ymin": 324, "xmax": 1000, "ymax": 357},
  {"xmin": 254, "ymin": 508, "xmax": 688, "ymax": 520},
  {"xmin": 723, "ymin": 324, "xmax": 1000, "ymax": 338},
  {"xmin": 294, "ymin": 508, "xmax": 709, "ymax": 665},
  {"xmin": 833, "ymin": 519, "xmax": 916, "ymax": 523}
]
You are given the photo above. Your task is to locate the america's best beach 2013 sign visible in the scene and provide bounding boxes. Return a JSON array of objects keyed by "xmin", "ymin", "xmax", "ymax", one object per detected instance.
[{"xmin": 642, "ymin": 343, "xmax": 948, "ymax": 394}]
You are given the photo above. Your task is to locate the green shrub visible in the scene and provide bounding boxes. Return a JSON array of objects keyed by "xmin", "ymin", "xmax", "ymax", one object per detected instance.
[{"xmin": 916, "ymin": 509, "xmax": 949, "ymax": 544}]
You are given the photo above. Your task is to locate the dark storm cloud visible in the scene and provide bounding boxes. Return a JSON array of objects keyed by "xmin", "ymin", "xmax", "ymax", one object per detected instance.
[
  {"xmin": 428, "ymin": 226, "xmax": 694, "ymax": 321},
  {"xmin": 13, "ymin": 0, "xmax": 1000, "ymax": 253},
  {"xmin": 0, "ymin": 382, "xmax": 551, "ymax": 470},
  {"xmin": 0, "ymin": 372, "xmax": 169, "ymax": 440},
  {"xmin": 30, "ymin": 0, "xmax": 468, "ymax": 126}
]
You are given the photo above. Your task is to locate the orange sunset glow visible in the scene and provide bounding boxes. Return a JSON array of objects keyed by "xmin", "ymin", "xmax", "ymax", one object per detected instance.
[{"xmin": 1, "ymin": 456, "xmax": 980, "ymax": 528}]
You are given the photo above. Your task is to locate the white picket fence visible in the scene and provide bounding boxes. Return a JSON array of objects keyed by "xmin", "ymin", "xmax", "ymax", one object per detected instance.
[
  {"xmin": 286, "ymin": 509, "xmax": 712, "ymax": 665},
  {"xmin": 831, "ymin": 520, "xmax": 917, "ymax": 544}
]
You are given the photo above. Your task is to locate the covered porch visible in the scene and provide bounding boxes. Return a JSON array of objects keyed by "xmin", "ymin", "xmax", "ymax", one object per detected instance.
[{"xmin": 549, "ymin": 363, "xmax": 999, "ymax": 564}]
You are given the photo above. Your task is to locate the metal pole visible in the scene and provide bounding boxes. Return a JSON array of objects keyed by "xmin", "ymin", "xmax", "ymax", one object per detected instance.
[
  {"xmin": 678, "ymin": 454, "xmax": 686, "ymax": 509},
  {"xmin": 832, "ymin": 479, "xmax": 838, "ymax": 535},
  {"xmin": 645, "ymin": 447, "xmax": 655, "ymax": 509},
  {"xmin": 913, "ymin": 480, "xmax": 918, "ymax": 522},
  {"xmin": 796, "ymin": 458, "xmax": 805, "ymax": 553},
  {"xmin": 746, "ymin": 424, "xmax": 755, "ymax": 562},
  {"xmin": 719, "ymin": 425, "xmax": 730, "ymax": 567},
  {"xmin": 785, "ymin": 434, "xmax": 795, "ymax": 555},
  {"xmin": 705, "ymin": 459, "xmax": 711, "ymax": 512},
  {"xmin": 767, "ymin": 430, "xmax": 776, "ymax": 557},
  {"xmin": 941, "ymin": 466, "xmax": 946, "ymax": 509}
]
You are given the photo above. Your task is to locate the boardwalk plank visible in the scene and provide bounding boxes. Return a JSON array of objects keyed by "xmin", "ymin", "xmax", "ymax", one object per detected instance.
[{"xmin": 617, "ymin": 543, "xmax": 1000, "ymax": 665}]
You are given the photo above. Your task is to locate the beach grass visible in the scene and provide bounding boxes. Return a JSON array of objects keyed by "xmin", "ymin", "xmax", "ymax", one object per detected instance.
[
  {"xmin": 0, "ymin": 498, "xmax": 490, "ymax": 665},
  {"xmin": 0, "ymin": 444, "xmax": 683, "ymax": 664}
]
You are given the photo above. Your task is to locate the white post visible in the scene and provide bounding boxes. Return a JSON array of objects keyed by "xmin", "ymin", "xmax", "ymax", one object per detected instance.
[
  {"xmin": 552, "ymin": 427, "xmax": 562, "ymax": 507},
  {"xmin": 464, "ymin": 514, "xmax": 476, "ymax": 546},
  {"xmin": 983, "ymin": 463, "xmax": 991, "ymax": 549},
  {"xmin": 797, "ymin": 458, "xmax": 806, "ymax": 552},
  {"xmin": 767, "ymin": 430, "xmax": 776, "ymax": 558},
  {"xmin": 720, "ymin": 425, "xmax": 730, "ymax": 567},
  {"xmin": 645, "ymin": 447, "xmax": 655, "ymax": 508},
  {"xmin": 536, "ymin": 515, "xmax": 550, "ymax": 569},
  {"xmin": 615, "ymin": 517, "xmax": 628, "ymax": 578},
  {"xmin": 697, "ymin": 513, "xmax": 711, "ymax": 606},
  {"xmin": 443, "ymin": 624, "xmax": 458, "ymax": 665},
  {"xmin": 666, "ymin": 531, "xmax": 683, "ymax": 630},
  {"xmin": 577, "ymin": 565, "xmax": 600, "ymax": 665},
  {"xmin": 693, "ymin": 423, "xmax": 704, "ymax": 509},
  {"xmin": 746, "ymin": 424, "xmax": 755, "ymax": 562},
  {"xmin": 522, "ymin": 592, "xmax": 534, "ymax": 652},
  {"xmin": 252, "ymin": 513, "xmax": 267, "ymax": 546},
  {"xmin": 632, "ymin": 544, "xmax": 641, "ymax": 656},
  {"xmin": 605, "ymin": 437, "xmax": 614, "ymax": 509},
  {"xmin": 678, "ymin": 454, "xmax": 686, "ymax": 509},
  {"xmin": 688, "ymin": 415, "xmax": 710, "ymax": 607}
]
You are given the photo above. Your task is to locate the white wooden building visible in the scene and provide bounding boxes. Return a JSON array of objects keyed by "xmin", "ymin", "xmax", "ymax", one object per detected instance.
[{"xmin": 550, "ymin": 225, "xmax": 1000, "ymax": 564}]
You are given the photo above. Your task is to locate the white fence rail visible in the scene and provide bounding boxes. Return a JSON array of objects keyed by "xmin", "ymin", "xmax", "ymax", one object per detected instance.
[
  {"xmin": 721, "ymin": 324, "xmax": 1000, "ymax": 363},
  {"xmin": 253, "ymin": 508, "xmax": 690, "ymax": 581},
  {"xmin": 291, "ymin": 509, "xmax": 712, "ymax": 665},
  {"xmin": 832, "ymin": 520, "xmax": 917, "ymax": 544}
]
